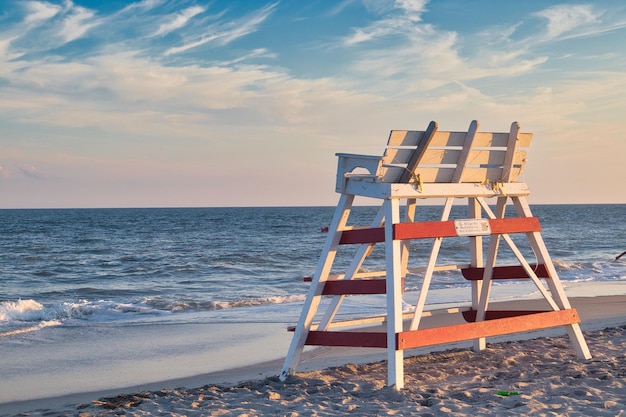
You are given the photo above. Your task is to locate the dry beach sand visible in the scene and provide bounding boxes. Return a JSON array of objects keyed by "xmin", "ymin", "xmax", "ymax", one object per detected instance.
[{"xmin": 3, "ymin": 294, "xmax": 626, "ymax": 417}]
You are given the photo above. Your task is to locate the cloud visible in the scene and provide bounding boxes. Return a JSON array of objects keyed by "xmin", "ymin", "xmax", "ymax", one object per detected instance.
[
  {"xmin": 17, "ymin": 163, "xmax": 43, "ymax": 179},
  {"xmin": 153, "ymin": 5, "xmax": 206, "ymax": 36},
  {"xmin": 165, "ymin": 2, "xmax": 277, "ymax": 55},
  {"xmin": 530, "ymin": 4, "xmax": 626, "ymax": 44},
  {"xmin": 164, "ymin": 33, "xmax": 222, "ymax": 55},
  {"xmin": 0, "ymin": 164, "xmax": 9, "ymax": 178},
  {"xmin": 57, "ymin": 3, "xmax": 101, "ymax": 43},
  {"xmin": 343, "ymin": 0, "xmax": 427, "ymax": 45},
  {"xmin": 534, "ymin": 4, "xmax": 600, "ymax": 40},
  {"xmin": 0, "ymin": 37, "xmax": 19, "ymax": 62},
  {"xmin": 394, "ymin": 0, "xmax": 428, "ymax": 18},
  {"xmin": 23, "ymin": 1, "xmax": 62, "ymax": 24},
  {"xmin": 341, "ymin": 5, "xmax": 514, "ymax": 94},
  {"xmin": 119, "ymin": 0, "xmax": 164, "ymax": 13},
  {"xmin": 219, "ymin": 48, "xmax": 277, "ymax": 65},
  {"xmin": 327, "ymin": 0, "xmax": 357, "ymax": 17}
]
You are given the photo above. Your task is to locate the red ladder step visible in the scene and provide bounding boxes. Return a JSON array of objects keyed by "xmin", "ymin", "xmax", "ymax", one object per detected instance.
[
  {"xmin": 462, "ymin": 309, "xmax": 552, "ymax": 322},
  {"xmin": 397, "ymin": 309, "xmax": 580, "ymax": 350},
  {"xmin": 461, "ymin": 264, "xmax": 550, "ymax": 280},
  {"xmin": 302, "ymin": 277, "xmax": 404, "ymax": 295},
  {"xmin": 294, "ymin": 309, "xmax": 580, "ymax": 348},
  {"xmin": 339, "ymin": 217, "xmax": 541, "ymax": 245},
  {"xmin": 305, "ymin": 330, "xmax": 387, "ymax": 348}
]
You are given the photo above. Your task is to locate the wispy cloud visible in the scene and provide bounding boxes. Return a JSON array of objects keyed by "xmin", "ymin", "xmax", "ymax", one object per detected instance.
[
  {"xmin": 533, "ymin": 3, "xmax": 626, "ymax": 42},
  {"xmin": 343, "ymin": 1, "xmax": 428, "ymax": 46},
  {"xmin": 0, "ymin": 163, "xmax": 10, "ymax": 178},
  {"xmin": 164, "ymin": 33, "xmax": 222, "ymax": 56},
  {"xmin": 23, "ymin": 1, "xmax": 62, "ymax": 24},
  {"xmin": 17, "ymin": 163, "xmax": 44, "ymax": 179},
  {"xmin": 153, "ymin": 5, "xmax": 206, "ymax": 36},
  {"xmin": 394, "ymin": 0, "xmax": 428, "ymax": 18},
  {"xmin": 534, "ymin": 4, "xmax": 600, "ymax": 41},
  {"xmin": 57, "ymin": 3, "xmax": 100, "ymax": 43},
  {"xmin": 119, "ymin": 0, "xmax": 164, "ymax": 14},
  {"xmin": 165, "ymin": 2, "xmax": 277, "ymax": 55},
  {"xmin": 327, "ymin": 0, "xmax": 357, "ymax": 17},
  {"xmin": 0, "ymin": 38, "xmax": 18, "ymax": 62},
  {"xmin": 340, "ymin": 3, "xmax": 512, "ymax": 94}
]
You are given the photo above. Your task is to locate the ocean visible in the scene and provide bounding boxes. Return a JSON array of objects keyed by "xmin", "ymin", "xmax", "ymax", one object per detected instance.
[{"xmin": 1, "ymin": 204, "xmax": 625, "ymax": 337}]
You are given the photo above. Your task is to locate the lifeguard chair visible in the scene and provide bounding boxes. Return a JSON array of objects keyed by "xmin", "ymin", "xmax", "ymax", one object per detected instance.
[{"xmin": 280, "ymin": 120, "xmax": 591, "ymax": 389}]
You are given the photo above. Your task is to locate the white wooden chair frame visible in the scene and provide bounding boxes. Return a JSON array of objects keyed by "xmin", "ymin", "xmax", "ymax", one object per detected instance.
[{"xmin": 280, "ymin": 120, "xmax": 591, "ymax": 389}]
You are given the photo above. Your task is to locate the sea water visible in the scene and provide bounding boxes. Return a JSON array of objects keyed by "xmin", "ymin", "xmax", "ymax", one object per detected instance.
[{"xmin": 0, "ymin": 204, "xmax": 624, "ymax": 337}]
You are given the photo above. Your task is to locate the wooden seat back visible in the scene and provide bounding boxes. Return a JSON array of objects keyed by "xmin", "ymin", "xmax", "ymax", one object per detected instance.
[{"xmin": 379, "ymin": 120, "xmax": 532, "ymax": 184}]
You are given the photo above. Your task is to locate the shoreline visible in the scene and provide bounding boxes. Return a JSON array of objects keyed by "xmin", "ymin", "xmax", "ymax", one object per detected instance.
[{"xmin": 2, "ymin": 289, "xmax": 626, "ymax": 416}]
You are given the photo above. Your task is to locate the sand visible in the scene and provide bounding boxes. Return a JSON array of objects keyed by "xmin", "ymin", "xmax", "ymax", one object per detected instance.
[{"xmin": 2, "ymin": 294, "xmax": 626, "ymax": 416}]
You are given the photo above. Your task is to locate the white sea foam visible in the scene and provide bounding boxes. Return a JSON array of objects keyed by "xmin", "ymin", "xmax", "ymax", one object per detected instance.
[
  {"xmin": 0, "ymin": 294, "xmax": 310, "ymax": 335},
  {"xmin": 552, "ymin": 259, "xmax": 586, "ymax": 271},
  {"xmin": 0, "ymin": 299, "xmax": 47, "ymax": 321},
  {"xmin": 0, "ymin": 299, "xmax": 64, "ymax": 336}
]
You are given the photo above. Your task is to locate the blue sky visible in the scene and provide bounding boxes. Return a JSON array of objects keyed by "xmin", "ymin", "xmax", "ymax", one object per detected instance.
[{"xmin": 1, "ymin": 0, "xmax": 625, "ymax": 208}]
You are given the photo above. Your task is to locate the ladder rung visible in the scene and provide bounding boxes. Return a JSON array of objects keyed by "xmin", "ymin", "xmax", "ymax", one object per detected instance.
[
  {"xmin": 397, "ymin": 309, "xmax": 580, "ymax": 350},
  {"xmin": 461, "ymin": 264, "xmax": 550, "ymax": 280},
  {"xmin": 303, "ymin": 277, "xmax": 404, "ymax": 295},
  {"xmin": 339, "ymin": 217, "xmax": 541, "ymax": 244},
  {"xmin": 287, "ymin": 307, "xmax": 470, "ymax": 332},
  {"xmin": 322, "ymin": 278, "xmax": 404, "ymax": 295},
  {"xmin": 306, "ymin": 330, "xmax": 387, "ymax": 348},
  {"xmin": 303, "ymin": 270, "xmax": 388, "ymax": 283},
  {"xmin": 462, "ymin": 309, "xmax": 551, "ymax": 322},
  {"xmin": 408, "ymin": 263, "xmax": 471, "ymax": 273}
]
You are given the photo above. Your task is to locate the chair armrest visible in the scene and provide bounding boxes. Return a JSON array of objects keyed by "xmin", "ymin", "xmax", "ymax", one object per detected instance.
[
  {"xmin": 336, "ymin": 153, "xmax": 382, "ymax": 175},
  {"xmin": 335, "ymin": 153, "xmax": 382, "ymax": 193}
]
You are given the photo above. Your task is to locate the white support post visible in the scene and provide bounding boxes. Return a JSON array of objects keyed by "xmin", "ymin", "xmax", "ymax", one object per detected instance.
[
  {"xmin": 409, "ymin": 197, "xmax": 455, "ymax": 330},
  {"xmin": 468, "ymin": 197, "xmax": 485, "ymax": 351},
  {"xmin": 384, "ymin": 198, "xmax": 404, "ymax": 390},
  {"xmin": 280, "ymin": 194, "xmax": 355, "ymax": 381},
  {"xmin": 475, "ymin": 197, "xmax": 507, "ymax": 324}
]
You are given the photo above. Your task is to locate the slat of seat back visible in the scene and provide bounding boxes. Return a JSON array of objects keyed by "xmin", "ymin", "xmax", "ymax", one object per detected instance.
[
  {"xmin": 414, "ymin": 151, "xmax": 526, "ymax": 181},
  {"xmin": 411, "ymin": 165, "xmax": 526, "ymax": 183},
  {"xmin": 414, "ymin": 168, "xmax": 455, "ymax": 183},
  {"xmin": 472, "ymin": 132, "xmax": 532, "ymax": 148},
  {"xmin": 420, "ymin": 149, "xmax": 462, "ymax": 165},
  {"xmin": 469, "ymin": 149, "xmax": 527, "ymax": 166},
  {"xmin": 386, "ymin": 130, "xmax": 425, "ymax": 146},
  {"xmin": 380, "ymin": 166, "xmax": 408, "ymax": 182},
  {"xmin": 428, "ymin": 131, "xmax": 467, "ymax": 146},
  {"xmin": 379, "ymin": 122, "xmax": 439, "ymax": 183},
  {"xmin": 419, "ymin": 149, "xmax": 527, "ymax": 166},
  {"xmin": 425, "ymin": 131, "xmax": 531, "ymax": 151},
  {"xmin": 380, "ymin": 130, "xmax": 428, "ymax": 170},
  {"xmin": 382, "ymin": 147, "xmax": 414, "ymax": 165},
  {"xmin": 460, "ymin": 166, "xmax": 524, "ymax": 182}
]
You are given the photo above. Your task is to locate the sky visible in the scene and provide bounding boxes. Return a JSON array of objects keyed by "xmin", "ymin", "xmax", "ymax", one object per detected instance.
[{"xmin": 0, "ymin": 0, "xmax": 625, "ymax": 209}]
